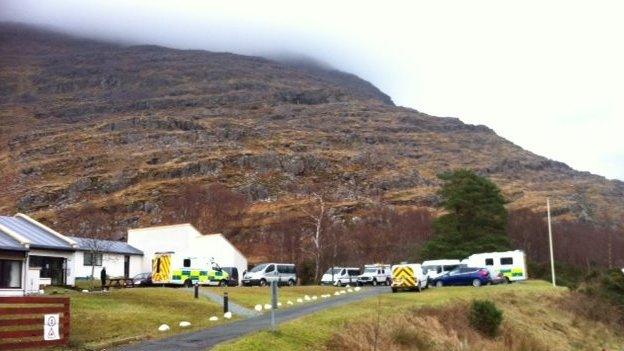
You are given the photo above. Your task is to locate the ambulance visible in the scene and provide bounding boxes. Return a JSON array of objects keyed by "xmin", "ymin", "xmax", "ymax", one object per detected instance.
[
  {"xmin": 390, "ymin": 263, "xmax": 428, "ymax": 293},
  {"xmin": 151, "ymin": 252, "xmax": 229, "ymax": 287}
]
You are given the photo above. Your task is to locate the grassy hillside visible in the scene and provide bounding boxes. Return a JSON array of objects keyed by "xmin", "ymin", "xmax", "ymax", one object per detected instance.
[{"xmin": 214, "ymin": 281, "xmax": 624, "ymax": 351}]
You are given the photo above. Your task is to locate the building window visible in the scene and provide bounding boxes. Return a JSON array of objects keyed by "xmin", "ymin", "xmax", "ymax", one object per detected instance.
[
  {"xmin": 0, "ymin": 259, "xmax": 22, "ymax": 288},
  {"xmin": 84, "ymin": 253, "xmax": 103, "ymax": 266}
]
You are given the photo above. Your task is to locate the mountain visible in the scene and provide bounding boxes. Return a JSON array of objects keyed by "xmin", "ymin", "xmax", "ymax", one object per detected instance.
[{"xmin": 1, "ymin": 23, "xmax": 623, "ymax": 240}]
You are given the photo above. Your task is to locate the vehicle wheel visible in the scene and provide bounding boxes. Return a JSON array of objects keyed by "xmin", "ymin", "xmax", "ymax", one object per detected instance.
[
  {"xmin": 288, "ymin": 279, "xmax": 295, "ymax": 286},
  {"xmin": 372, "ymin": 279, "xmax": 378, "ymax": 286},
  {"xmin": 505, "ymin": 277, "xmax": 511, "ymax": 284},
  {"xmin": 184, "ymin": 279, "xmax": 192, "ymax": 288},
  {"xmin": 218, "ymin": 280, "xmax": 226, "ymax": 287},
  {"xmin": 472, "ymin": 279, "xmax": 482, "ymax": 287},
  {"xmin": 391, "ymin": 287, "xmax": 398, "ymax": 293},
  {"xmin": 436, "ymin": 281, "xmax": 443, "ymax": 288},
  {"xmin": 259, "ymin": 279, "xmax": 267, "ymax": 287}
]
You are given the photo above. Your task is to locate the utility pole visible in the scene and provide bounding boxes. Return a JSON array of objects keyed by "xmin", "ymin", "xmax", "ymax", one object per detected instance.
[{"xmin": 547, "ymin": 198, "xmax": 556, "ymax": 287}]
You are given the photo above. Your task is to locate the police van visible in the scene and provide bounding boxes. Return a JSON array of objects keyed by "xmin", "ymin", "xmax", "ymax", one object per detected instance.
[
  {"xmin": 461, "ymin": 250, "xmax": 527, "ymax": 283},
  {"xmin": 151, "ymin": 252, "xmax": 229, "ymax": 287},
  {"xmin": 321, "ymin": 267, "xmax": 361, "ymax": 286},
  {"xmin": 391, "ymin": 263, "xmax": 428, "ymax": 293}
]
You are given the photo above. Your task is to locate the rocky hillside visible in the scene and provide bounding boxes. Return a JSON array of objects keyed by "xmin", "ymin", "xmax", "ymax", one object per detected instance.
[{"xmin": 1, "ymin": 23, "xmax": 623, "ymax": 238}]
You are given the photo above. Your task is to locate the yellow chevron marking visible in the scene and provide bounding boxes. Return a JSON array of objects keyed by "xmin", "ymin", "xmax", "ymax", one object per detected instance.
[
  {"xmin": 152, "ymin": 255, "xmax": 172, "ymax": 283},
  {"xmin": 392, "ymin": 266, "xmax": 417, "ymax": 287}
]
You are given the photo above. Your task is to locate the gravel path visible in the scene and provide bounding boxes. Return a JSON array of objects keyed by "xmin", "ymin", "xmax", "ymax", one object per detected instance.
[
  {"xmin": 186, "ymin": 287, "xmax": 260, "ymax": 318},
  {"xmin": 115, "ymin": 287, "xmax": 387, "ymax": 351}
]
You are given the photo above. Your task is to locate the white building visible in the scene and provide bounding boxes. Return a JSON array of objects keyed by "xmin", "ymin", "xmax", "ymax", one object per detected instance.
[
  {"xmin": 0, "ymin": 213, "xmax": 143, "ymax": 296},
  {"xmin": 127, "ymin": 224, "xmax": 248, "ymax": 284},
  {"xmin": 0, "ymin": 213, "xmax": 79, "ymax": 296},
  {"xmin": 67, "ymin": 236, "xmax": 143, "ymax": 279}
]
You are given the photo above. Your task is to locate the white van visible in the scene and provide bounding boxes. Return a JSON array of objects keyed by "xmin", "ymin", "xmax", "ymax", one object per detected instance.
[
  {"xmin": 242, "ymin": 263, "xmax": 297, "ymax": 286},
  {"xmin": 421, "ymin": 259, "xmax": 462, "ymax": 281},
  {"xmin": 357, "ymin": 264, "xmax": 391, "ymax": 286},
  {"xmin": 461, "ymin": 250, "xmax": 527, "ymax": 283},
  {"xmin": 391, "ymin": 263, "xmax": 428, "ymax": 292},
  {"xmin": 321, "ymin": 267, "xmax": 361, "ymax": 286}
]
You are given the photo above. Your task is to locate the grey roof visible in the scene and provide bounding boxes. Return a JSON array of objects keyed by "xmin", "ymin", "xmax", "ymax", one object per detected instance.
[
  {"xmin": 0, "ymin": 228, "xmax": 27, "ymax": 251},
  {"xmin": 0, "ymin": 216, "xmax": 74, "ymax": 251},
  {"xmin": 67, "ymin": 236, "xmax": 143, "ymax": 256}
]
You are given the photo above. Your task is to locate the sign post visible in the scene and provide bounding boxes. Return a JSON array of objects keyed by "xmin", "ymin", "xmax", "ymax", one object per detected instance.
[
  {"xmin": 44, "ymin": 313, "xmax": 60, "ymax": 341},
  {"xmin": 547, "ymin": 198, "xmax": 556, "ymax": 287},
  {"xmin": 270, "ymin": 280, "xmax": 278, "ymax": 331}
]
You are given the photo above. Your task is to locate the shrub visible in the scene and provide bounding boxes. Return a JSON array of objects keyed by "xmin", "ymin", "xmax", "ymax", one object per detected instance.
[{"xmin": 469, "ymin": 299, "xmax": 503, "ymax": 337}]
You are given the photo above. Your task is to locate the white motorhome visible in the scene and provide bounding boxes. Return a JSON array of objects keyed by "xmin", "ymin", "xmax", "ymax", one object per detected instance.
[
  {"xmin": 421, "ymin": 259, "xmax": 463, "ymax": 281},
  {"xmin": 321, "ymin": 267, "xmax": 361, "ymax": 286},
  {"xmin": 461, "ymin": 250, "xmax": 527, "ymax": 283},
  {"xmin": 357, "ymin": 264, "xmax": 391, "ymax": 286},
  {"xmin": 242, "ymin": 263, "xmax": 297, "ymax": 286}
]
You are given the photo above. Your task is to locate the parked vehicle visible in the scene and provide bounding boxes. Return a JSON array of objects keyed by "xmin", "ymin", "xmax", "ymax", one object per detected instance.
[
  {"xmin": 151, "ymin": 252, "xmax": 229, "ymax": 287},
  {"xmin": 357, "ymin": 264, "xmax": 391, "ymax": 286},
  {"xmin": 461, "ymin": 250, "xmax": 527, "ymax": 283},
  {"xmin": 221, "ymin": 267, "xmax": 239, "ymax": 286},
  {"xmin": 421, "ymin": 259, "xmax": 463, "ymax": 281},
  {"xmin": 431, "ymin": 267, "xmax": 491, "ymax": 287},
  {"xmin": 132, "ymin": 272, "xmax": 152, "ymax": 286},
  {"xmin": 321, "ymin": 267, "xmax": 361, "ymax": 286},
  {"xmin": 242, "ymin": 263, "xmax": 297, "ymax": 286},
  {"xmin": 391, "ymin": 263, "xmax": 428, "ymax": 293}
]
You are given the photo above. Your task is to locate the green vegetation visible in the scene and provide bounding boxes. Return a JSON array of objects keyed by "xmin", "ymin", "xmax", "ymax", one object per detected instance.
[
  {"xmin": 48, "ymin": 288, "xmax": 232, "ymax": 350},
  {"xmin": 469, "ymin": 300, "xmax": 503, "ymax": 337},
  {"xmin": 212, "ymin": 286, "xmax": 342, "ymax": 309},
  {"xmin": 214, "ymin": 281, "xmax": 624, "ymax": 351},
  {"xmin": 421, "ymin": 169, "xmax": 510, "ymax": 259}
]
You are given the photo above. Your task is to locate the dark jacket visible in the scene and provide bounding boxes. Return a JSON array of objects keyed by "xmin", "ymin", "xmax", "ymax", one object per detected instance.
[{"xmin": 100, "ymin": 268, "xmax": 107, "ymax": 282}]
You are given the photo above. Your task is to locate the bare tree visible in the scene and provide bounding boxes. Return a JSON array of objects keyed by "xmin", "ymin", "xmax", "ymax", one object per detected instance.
[
  {"xmin": 301, "ymin": 192, "xmax": 328, "ymax": 282},
  {"xmin": 163, "ymin": 182, "xmax": 248, "ymax": 237},
  {"xmin": 58, "ymin": 203, "xmax": 118, "ymax": 288}
]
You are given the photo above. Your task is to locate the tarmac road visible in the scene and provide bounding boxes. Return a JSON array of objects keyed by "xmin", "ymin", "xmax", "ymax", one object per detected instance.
[{"xmin": 115, "ymin": 286, "xmax": 387, "ymax": 351}]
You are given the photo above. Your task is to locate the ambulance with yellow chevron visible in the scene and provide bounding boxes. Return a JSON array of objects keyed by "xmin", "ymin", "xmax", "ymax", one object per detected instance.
[
  {"xmin": 151, "ymin": 252, "xmax": 229, "ymax": 287},
  {"xmin": 390, "ymin": 262, "xmax": 428, "ymax": 293}
]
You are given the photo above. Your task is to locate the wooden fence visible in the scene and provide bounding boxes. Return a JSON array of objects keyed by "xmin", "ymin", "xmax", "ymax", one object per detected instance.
[{"xmin": 0, "ymin": 296, "xmax": 70, "ymax": 350}]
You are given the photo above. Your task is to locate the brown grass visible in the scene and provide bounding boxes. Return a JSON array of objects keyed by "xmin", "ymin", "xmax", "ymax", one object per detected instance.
[{"xmin": 326, "ymin": 303, "xmax": 549, "ymax": 351}]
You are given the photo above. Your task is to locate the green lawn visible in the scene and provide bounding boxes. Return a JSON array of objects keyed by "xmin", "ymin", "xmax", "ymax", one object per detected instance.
[
  {"xmin": 211, "ymin": 285, "xmax": 345, "ymax": 309},
  {"xmin": 213, "ymin": 280, "xmax": 624, "ymax": 351},
  {"xmin": 61, "ymin": 288, "xmax": 234, "ymax": 350}
]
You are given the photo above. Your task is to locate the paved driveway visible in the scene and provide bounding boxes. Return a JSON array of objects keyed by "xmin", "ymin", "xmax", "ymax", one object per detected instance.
[{"xmin": 116, "ymin": 287, "xmax": 387, "ymax": 351}]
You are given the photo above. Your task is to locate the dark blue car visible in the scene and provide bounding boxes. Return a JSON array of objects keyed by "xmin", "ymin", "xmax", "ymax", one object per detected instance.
[{"xmin": 432, "ymin": 267, "xmax": 490, "ymax": 287}]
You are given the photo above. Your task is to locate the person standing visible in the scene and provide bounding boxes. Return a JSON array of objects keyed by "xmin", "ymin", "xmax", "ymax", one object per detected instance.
[{"xmin": 100, "ymin": 267, "xmax": 107, "ymax": 290}]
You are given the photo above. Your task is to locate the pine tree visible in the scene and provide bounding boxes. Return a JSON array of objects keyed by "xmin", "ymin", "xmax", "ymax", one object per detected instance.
[{"xmin": 421, "ymin": 169, "xmax": 511, "ymax": 259}]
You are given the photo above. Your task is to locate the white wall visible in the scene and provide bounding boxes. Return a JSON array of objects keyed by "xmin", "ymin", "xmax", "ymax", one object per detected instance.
[
  {"xmin": 73, "ymin": 252, "xmax": 144, "ymax": 279},
  {"xmin": 128, "ymin": 224, "xmax": 197, "ymax": 273},
  {"xmin": 128, "ymin": 225, "xmax": 248, "ymax": 284}
]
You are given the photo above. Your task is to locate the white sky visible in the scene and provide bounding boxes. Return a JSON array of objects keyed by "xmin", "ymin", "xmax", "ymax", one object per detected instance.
[{"xmin": 2, "ymin": 0, "xmax": 623, "ymax": 180}]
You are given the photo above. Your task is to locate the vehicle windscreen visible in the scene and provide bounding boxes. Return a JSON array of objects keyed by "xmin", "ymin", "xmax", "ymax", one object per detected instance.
[
  {"xmin": 363, "ymin": 267, "xmax": 377, "ymax": 274},
  {"xmin": 325, "ymin": 268, "xmax": 342, "ymax": 274},
  {"xmin": 250, "ymin": 264, "xmax": 268, "ymax": 273}
]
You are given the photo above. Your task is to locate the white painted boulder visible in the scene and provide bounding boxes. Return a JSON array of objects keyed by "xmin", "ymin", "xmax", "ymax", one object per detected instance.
[
  {"xmin": 264, "ymin": 304, "xmax": 272, "ymax": 310},
  {"xmin": 209, "ymin": 316, "xmax": 219, "ymax": 321},
  {"xmin": 254, "ymin": 304, "xmax": 263, "ymax": 312},
  {"xmin": 158, "ymin": 324, "xmax": 170, "ymax": 332},
  {"xmin": 179, "ymin": 321, "xmax": 191, "ymax": 328},
  {"xmin": 304, "ymin": 295, "xmax": 311, "ymax": 301},
  {"xmin": 224, "ymin": 312, "xmax": 232, "ymax": 319}
]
